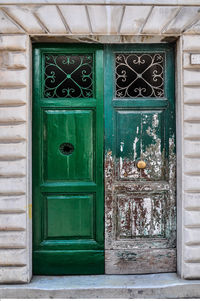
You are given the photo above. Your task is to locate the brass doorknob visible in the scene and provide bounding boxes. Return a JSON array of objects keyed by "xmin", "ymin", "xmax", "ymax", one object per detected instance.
[{"xmin": 137, "ymin": 160, "xmax": 146, "ymax": 169}]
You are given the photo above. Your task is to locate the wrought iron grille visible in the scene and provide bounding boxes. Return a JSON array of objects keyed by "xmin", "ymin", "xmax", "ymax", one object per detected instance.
[
  {"xmin": 115, "ymin": 53, "xmax": 165, "ymax": 98},
  {"xmin": 44, "ymin": 54, "xmax": 93, "ymax": 98}
]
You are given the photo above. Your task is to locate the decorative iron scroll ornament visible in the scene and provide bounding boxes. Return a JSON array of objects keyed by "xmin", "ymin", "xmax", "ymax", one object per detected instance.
[
  {"xmin": 115, "ymin": 53, "xmax": 164, "ymax": 98},
  {"xmin": 44, "ymin": 54, "xmax": 93, "ymax": 98}
]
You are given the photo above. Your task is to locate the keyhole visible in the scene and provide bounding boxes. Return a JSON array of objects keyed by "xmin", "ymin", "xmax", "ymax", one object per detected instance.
[{"xmin": 59, "ymin": 143, "xmax": 74, "ymax": 155}]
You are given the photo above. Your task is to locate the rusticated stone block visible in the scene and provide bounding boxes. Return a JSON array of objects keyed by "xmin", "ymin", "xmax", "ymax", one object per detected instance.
[
  {"xmin": 0, "ymin": 35, "xmax": 27, "ymax": 51},
  {"xmin": 0, "ymin": 70, "xmax": 27, "ymax": 87},
  {"xmin": 0, "ymin": 231, "xmax": 26, "ymax": 248},
  {"xmin": 0, "ymin": 213, "xmax": 26, "ymax": 231},
  {"xmin": 0, "ymin": 195, "xmax": 26, "ymax": 213},
  {"xmin": 0, "ymin": 249, "xmax": 26, "ymax": 266},
  {"xmin": 0, "ymin": 88, "xmax": 26, "ymax": 105}
]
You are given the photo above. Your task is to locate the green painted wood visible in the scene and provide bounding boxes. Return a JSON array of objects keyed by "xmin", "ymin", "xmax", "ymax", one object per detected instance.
[
  {"xmin": 43, "ymin": 109, "xmax": 94, "ymax": 181},
  {"xmin": 33, "ymin": 251, "xmax": 104, "ymax": 275},
  {"xmin": 116, "ymin": 110, "xmax": 165, "ymax": 180},
  {"xmin": 46, "ymin": 195, "xmax": 94, "ymax": 238},
  {"xmin": 105, "ymin": 44, "xmax": 175, "ymax": 153},
  {"xmin": 33, "ymin": 44, "xmax": 104, "ymax": 275}
]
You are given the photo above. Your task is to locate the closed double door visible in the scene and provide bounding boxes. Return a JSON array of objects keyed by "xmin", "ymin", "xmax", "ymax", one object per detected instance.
[{"xmin": 33, "ymin": 44, "xmax": 176, "ymax": 275}]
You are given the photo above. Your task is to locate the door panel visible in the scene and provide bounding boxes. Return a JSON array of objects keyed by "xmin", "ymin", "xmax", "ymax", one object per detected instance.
[
  {"xmin": 46, "ymin": 195, "xmax": 94, "ymax": 239},
  {"xmin": 116, "ymin": 110, "xmax": 165, "ymax": 181},
  {"xmin": 105, "ymin": 44, "xmax": 176, "ymax": 274},
  {"xmin": 33, "ymin": 45, "xmax": 104, "ymax": 275},
  {"xmin": 43, "ymin": 109, "xmax": 94, "ymax": 181},
  {"xmin": 117, "ymin": 193, "xmax": 166, "ymax": 238}
]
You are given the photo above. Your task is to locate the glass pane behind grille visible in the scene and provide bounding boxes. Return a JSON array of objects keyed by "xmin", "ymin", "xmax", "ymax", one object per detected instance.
[
  {"xmin": 115, "ymin": 53, "xmax": 165, "ymax": 98},
  {"xmin": 44, "ymin": 54, "xmax": 93, "ymax": 98}
]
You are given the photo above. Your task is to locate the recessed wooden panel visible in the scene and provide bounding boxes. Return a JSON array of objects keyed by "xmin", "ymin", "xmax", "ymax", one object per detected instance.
[
  {"xmin": 43, "ymin": 109, "xmax": 94, "ymax": 182},
  {"xmin": 105, "ymin": 249, "xmax": 176, "ymax": 274},
  {"xmin": 46, "ymin": 195, "xmax": 94, "ymax": 239},
  {"xmin": 116, "ymin": 110, "xmax": 165, "ymax": 181},
  {"xmin": 117, "ymin": 194, "xmax": 165, "ymax": 239}
]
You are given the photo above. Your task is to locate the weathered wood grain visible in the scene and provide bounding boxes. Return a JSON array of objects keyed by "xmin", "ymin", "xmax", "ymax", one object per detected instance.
[{"xmin": 105, "ymin": 249, "xmax": 176, "ymax": 274}]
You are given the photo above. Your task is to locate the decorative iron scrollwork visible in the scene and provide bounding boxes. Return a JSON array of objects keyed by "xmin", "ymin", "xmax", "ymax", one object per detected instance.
[
  {"xmin": 115, "ymin": 53, "xmax": 164, "ymax": 98},
  {"xmin": 44, "ymin": 54, "xmax": 93, "ymax": 98}
]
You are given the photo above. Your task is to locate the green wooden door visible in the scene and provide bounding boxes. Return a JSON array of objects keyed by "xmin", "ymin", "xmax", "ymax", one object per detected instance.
[
  {"xmin": 32, "ymin": 44, "xmax": 104, "ymax": 275},
  {"xmin": 104, "ymin": 44, "xmax": 176, "ymax": 274}
]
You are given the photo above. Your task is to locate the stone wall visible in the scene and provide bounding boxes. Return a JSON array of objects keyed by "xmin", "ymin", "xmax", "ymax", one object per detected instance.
[
  {"xmin": 1, "ymin": 33, "xmax": 200, "ymax": 282},
  {"xmin": 0, "ymin": 34, "xmax": 31, "ymax": 283},
  {"xmin": 181, "ymin": 35, "xmax": 200, "ymax": 279}
]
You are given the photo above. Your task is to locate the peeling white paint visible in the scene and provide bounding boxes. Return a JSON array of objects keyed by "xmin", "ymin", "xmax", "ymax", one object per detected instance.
[
  {"xmin": 152, "ymin": 113, "xmax": 159, "ymax": 128},
  {"xmin": 133, "ymin": 137, "xmax": 139, "ymax": 161},
  {"xmin": 120, "ymin": 141, "xmax": 124, "ymax": 152},
  {"xmin": 146, "ymin": 126, "xmax": 157, "ymax": 140}
]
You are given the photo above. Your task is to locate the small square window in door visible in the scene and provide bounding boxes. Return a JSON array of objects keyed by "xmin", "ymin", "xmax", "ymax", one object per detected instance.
[
  {"xmin": 115, "ymin": 53, "xmax": 165, "ymax": 98},
  {"xmin": 44, "ymin": 54, "xmax": 94, "ymax": 98}
]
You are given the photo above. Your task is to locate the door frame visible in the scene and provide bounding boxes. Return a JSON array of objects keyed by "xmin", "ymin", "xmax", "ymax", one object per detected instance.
[{"xmin": 29, "ymin": 36, "xmax": 183, "ymax": 277}]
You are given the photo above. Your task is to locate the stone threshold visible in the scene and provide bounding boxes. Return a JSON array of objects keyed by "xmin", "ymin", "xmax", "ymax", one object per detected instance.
[{"xmin": 1, "ymin": 273, "xmax": 200, "ymax": 298}]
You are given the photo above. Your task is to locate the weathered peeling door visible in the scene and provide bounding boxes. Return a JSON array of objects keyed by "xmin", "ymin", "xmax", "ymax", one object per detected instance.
[
  {"xmin": 32, "ymin": 44, "xmax": 104, "ymax": 275},
  {"xmin": 105, "ymin": 44, "xmax": 176, "ymax": 274}
]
